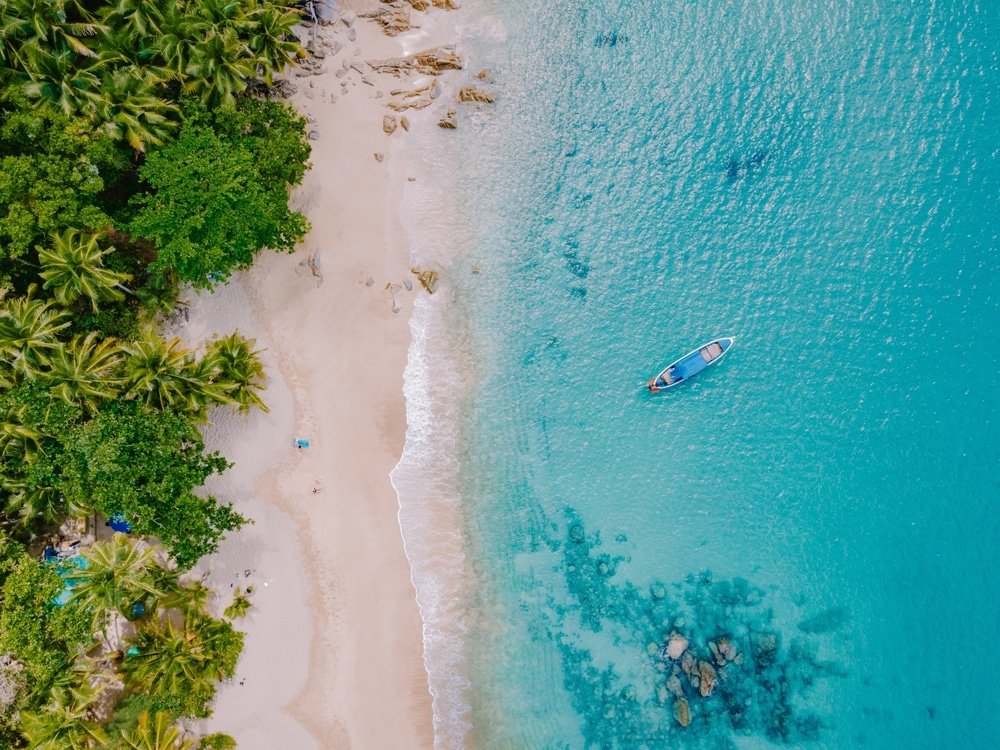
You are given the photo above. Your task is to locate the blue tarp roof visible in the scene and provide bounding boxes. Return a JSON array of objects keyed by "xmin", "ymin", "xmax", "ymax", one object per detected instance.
[{"xmin": 674, "ymin": 352, "xmax": 708, "ymax": 379}]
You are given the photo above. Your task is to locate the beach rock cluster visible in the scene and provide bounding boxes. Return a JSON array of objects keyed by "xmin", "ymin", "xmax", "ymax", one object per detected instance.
[
  {"xmin": 547, "ymin": 511, "xmax": 845, "ymax": 747},
  {"xmin": 367, "ymin": 46, "xmax": 464, "ymax": 77}
]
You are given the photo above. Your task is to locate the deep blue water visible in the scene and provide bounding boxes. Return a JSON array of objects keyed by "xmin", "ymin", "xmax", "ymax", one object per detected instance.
[{"xmin": 396, "ymin": 0, "xmax": 1000, "ymax": 747}]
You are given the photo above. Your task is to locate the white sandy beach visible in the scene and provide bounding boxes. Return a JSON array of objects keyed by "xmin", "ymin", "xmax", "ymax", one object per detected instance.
[{"xmin": 175, "ymin": 7, "xmax": 462, "ymax": 748}]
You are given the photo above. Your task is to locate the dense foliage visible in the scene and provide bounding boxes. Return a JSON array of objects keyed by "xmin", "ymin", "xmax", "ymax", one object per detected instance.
[
  {"xmin": 128, "ymin": 100, "xmax": 309, "ymax": 286},
  {"xmin": 0, "ymin": 0, "xmax": 310, "ymax": 745}
]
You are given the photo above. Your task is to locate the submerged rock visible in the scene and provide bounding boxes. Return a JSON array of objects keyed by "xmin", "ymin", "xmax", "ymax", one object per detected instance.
[
  {"xmin": 681, "ymin": 650, "xmax": 696, "ymax": 675},
  {"xmin": 666, "ymin": 632, "xmax": 688, "ymax": 661},
  {"xmin": 383, "ymin": 115, "xmax": 398, "ymax": 134},
  {"xmin": 798, "ymin": 606, "xmax": 850, "ymax": 634},
  {"xmin": 699, "ymin": 661, "xmax": 718, "ymax": 697},
  {"xmin": 673, "ymin": 697, "xmax": 692, "ymax": 727},
  {"xmin": 718, "ymin": 637, "xmax": 739, "ymax": 663},
  {"xmin": 666, "ymin": 674, "xmax": 684, "ymax": 697}
]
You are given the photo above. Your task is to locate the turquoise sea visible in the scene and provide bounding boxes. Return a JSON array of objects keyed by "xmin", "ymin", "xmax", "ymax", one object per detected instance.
[{"xmin": 393, "ymin": 0, "xmax": 1000, "ymax": 747}]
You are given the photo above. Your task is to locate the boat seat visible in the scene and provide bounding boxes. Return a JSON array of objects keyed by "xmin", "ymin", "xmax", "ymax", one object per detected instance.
[{"xmin": 703, "ymin": 343, "xmax": 723, "ymax": 360}]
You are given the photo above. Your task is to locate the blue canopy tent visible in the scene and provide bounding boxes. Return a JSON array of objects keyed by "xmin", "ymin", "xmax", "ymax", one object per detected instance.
[{"xmin": 107, "ymin": 514, "xmax": 132, "ymax": 533}]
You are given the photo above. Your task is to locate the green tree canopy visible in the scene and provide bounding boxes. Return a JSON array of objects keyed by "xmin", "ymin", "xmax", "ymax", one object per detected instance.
[
  {"xmin": 0, "ymin": 555, "xmax": 93, "ymax": 701},
  {"xmin": 56, "ymin": 402, "xmax": 244, "ymax": 568},
  {"xmin": 0, "ymin": 99, "xmax": 126, "ymax": 265},
  {"xmin": 127, "ymin": 98, "xmax": 308, "ymax": 286}
]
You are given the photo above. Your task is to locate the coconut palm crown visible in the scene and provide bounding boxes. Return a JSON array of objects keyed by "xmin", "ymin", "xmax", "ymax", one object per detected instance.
[{"xmin": 38, "ymin": 229, "xmax": 131, "ymax": 312}]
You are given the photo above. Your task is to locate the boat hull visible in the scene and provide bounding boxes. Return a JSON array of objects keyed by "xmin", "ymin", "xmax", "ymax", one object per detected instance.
[{"xmin": 647, "ymin": 337, "xmax": 734, "ymax": 392}]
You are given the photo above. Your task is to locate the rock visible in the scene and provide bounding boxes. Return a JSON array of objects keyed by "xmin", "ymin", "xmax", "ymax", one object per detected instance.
[
  {"xmin": 650, "ymin": 583, "xmax": 666, "ymax": 600},
  {"xmin": 361, "ymin": 75, "xmax": 375, "ymax": 86},
  {"xmin": 335, "ymin": 67, "xmax": 348, "ymax": 79},
  {"xmin": 680, "ymin": 650, "xmax": 696, "ymax": 675},
  {"xmin": 656, "ymin": 684, "xmax": 669, "ymax": 704},
  {"xmin": 341, "ymin": 10, "xmax": 356, "ymax": 26},
  {"xmin": 349, "ymin": 60, "xmax": 364, "ymax": 74},
  {"xmin": 698, "ymin": 661, "xmax": 717, "ymax": 697},
  {"xmin": 673, "ymin": 698, "xmax": 691, "ymax": 727},
  {"xmin": 718, "ymin": 637, "xmax": 738, "ymax": 663},
  {"xmin": 797, "ymin": 606, "xmax": 850, "ymax": 634},
  {"xmin": 437, "ymin": 109, "xmax": 457, "ymax": 129},
  {"xmin": 332, "ymin": 41, "xmax": 345, "ymax": 56},
  {"xmin": 432, "ymin": 0, "xmax": 459, "ymax": 7},
  {"xmin": 363, "ymin": 1, "xmax": 412, "ymax": 36},
  {"xmin": 375, "ymin": 90, "xmax": 384, "ymax": 99},
  {"xmin": 752, "ymin": 632, "xmax": 778, "ymax": 667},
  {"xmin": 346, "ymin": 26, "xmax": 357, "ymax": 41},
  {"xmin": 400, "ymin": 116, "xmax": 410, "ymax": 131},
  {"xmin": 709, "ymin": 640, "xmax": 723, "ymax": 665},
  {"xmin": 476, "ymin": 69, "xmax": 492, "ymax": 79},
  {"xmin": 367, "ymin": 46, "xmax": 463, "ymax": 77},
  {"xmin": 308, "ymin": 130, "xmax": 320, "ymax": 140},
  {"xmin": 403, "ymin": 279, "xmax": 413, "ymax": 291},
  {"xmin": 411, "ymin": 268, "xmax": 438, "ymax": 293},
  {"xmin": 406, "ymin": 0, "xmax": 431, "ymax": 8},
  {"xmin": 387, "ymin": 81, "xmax": 438, "ymax": 111},
  {"xmin": 365, "ymin": 277, "xmax": 375, "ymax": 287},
  {"xmin": 666, "ymin": 674, "xmax": 684, "ymax": 697},
  {"xmin": 383, "ymin": 115, "xmax": 398, "ymax": 134},
  {"xmin": 374, "ymin": 152, "xmax": 385, "ymax": 162},
  {"xmin": 458, "ymin": 86, "xmax": 495, "ymax": 103},
  {"xmin": 666, "ymin": 632, "xmax": 688, "ymax": 661}
]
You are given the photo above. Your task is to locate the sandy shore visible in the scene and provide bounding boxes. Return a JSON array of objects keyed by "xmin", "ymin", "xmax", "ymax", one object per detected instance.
[{"xmin": 178, "ymin": 8, "xmax": 454, "ymax": 749}]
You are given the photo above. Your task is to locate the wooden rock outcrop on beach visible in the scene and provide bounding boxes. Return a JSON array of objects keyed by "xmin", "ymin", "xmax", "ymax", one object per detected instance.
[{"xmin": 367, "ymin": 46, "xmax": 463, "ymax": 77}]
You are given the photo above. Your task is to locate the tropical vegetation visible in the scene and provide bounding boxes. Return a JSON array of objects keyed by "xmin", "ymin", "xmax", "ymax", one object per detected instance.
[{"xmin": 0, "ymin": 0, "xmax": 310, "ymax": 744}]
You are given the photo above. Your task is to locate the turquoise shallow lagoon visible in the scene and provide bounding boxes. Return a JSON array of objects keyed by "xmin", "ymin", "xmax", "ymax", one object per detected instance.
[{"xmin": 395, "ymin": 0, "xmax": 1000, "ymax": 747}]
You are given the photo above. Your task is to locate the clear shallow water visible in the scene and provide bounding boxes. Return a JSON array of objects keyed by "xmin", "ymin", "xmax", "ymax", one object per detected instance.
[{"xmin": 394, "ymin": 0, "xmax": 1000, "ymax": 747}]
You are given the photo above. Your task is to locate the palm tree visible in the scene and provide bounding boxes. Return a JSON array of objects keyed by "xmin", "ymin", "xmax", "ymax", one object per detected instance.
[
  {"xmin": 19, "ymin": 682, "xmax": 107, "ymax": 750},
  {"xmin": 119, "ymin": 711, "xmax": 194, "ymax": 750},
  {"xmin": 246, "ymin": 2, "xmax": 303, "ymax": 86},
  {"xmin": 41, "ymin": 332, "xmax": 123, "ymax": 411},
  {"xmin": 97, "ymin": 66, "xmax": 178, "ymax": 152},
  {"xmin": 0, "ymin": 402, "xmax": 44, "ymax": 464},
  {"xmin": 2, "ymin": 476, "xmax": 67, "ymax": 525},
  {"xmin": 0, "ymin": 0, "xmax": 101, "ymax": 71},
  {"xmin": 202, "ymin": 333, "xmax": 268, "ymax": 412},
  {"xmin": 0, "ymin": 289, "xmax": 71, "ymax": 379},
  {"xmin": 152, "ymin": 5, "xmax": 203, "ymax": 79},
  {"xmin": 122, "ymin": 612, "xmax": 242, "ymax": 695},
  {"xmin": 38, "ymin": 229, "xmax": 132, "ymax": 311},
  {"xmin": 100, "ymin": 0, "xmax": 166, "ymax": 43},
  {"xmin": 223, "ymin": 587, "xmax": 251, "ymax": 619},
  {"xmin": 21, "ymin": 46, "xmax": 105, "ymax": 117},
  {"xmin": 69, "ymin": 533, "xmax": 169, "ymax": 624},
  {"xmin": 183, "ymin": 27, "xmax": 256, "ymax": 107},
  {"xmin": 122, "ymin": 331, "xmax": 230, "ymax": 414}
]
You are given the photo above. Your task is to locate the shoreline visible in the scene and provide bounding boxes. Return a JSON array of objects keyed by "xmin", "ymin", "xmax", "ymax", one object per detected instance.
[{"xmin": 183, "ymin": 8, "xmax": 457, "ymax": 748}]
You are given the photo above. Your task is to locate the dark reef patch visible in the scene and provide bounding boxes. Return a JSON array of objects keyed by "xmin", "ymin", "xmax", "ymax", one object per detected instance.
[{"xmin": 539, "ymin": 510, "xmax": 844, "ymax": 748}]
